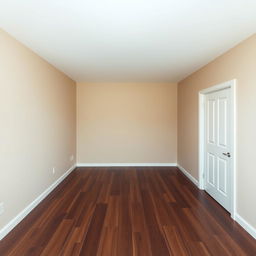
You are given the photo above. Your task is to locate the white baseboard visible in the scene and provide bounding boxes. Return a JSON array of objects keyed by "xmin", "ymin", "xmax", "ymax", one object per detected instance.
[
  {"xmin": 177, "ymin": 164, "xmax": 199, "ymax": 187},
  {"xmin": 0, "ymin": 164, "xmax": 76, "ymax": 241},
  {"xmin": 177, "ymin": 165, "xmax": 256, "ymax": 240},
  {"xmin": 77, "ymin": 163, "xmax": 177, "ymax": 167},
  {"xmin": 235, "ymin": 213, "xmax": 256, "ymax": 239}
]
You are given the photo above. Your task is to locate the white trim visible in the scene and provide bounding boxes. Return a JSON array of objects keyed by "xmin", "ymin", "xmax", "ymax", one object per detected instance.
[
  {"xmin": 198, "ymin": 79, "xmax": 237, "ymax": 219},
  {"xmin": 77, "ymin": 163, "xmax": 177, "ymax": 167},
  {"xmin": 177, "ymin": 164, "xmax": 199, "ymax": 187},
  {"xmin": 235, "ymin": 213, "xmax": 256, "ymax": 239},
  {"xmin": 198, "ymin": 92, "xmax": 205, "ymax": 190},
  {"xmin": 0, "ymin": 164, "xmax": 76, "ymax": 241},
  {"xmin": 199, "ymin": 80, "xmax": 235, "ymax": 94}
]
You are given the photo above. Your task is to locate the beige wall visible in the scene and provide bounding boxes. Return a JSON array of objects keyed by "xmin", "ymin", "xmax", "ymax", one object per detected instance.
[
  {"xmin": 77, "ymin": 82, "xmax": 177, "ymax": 163},
  {"xmin": 0, "ymin": 29, "xmax": 76, "ymax": 231},
  {"xmin": 178, "ymin": 34, "xmax": 256, "ymax": 229}
]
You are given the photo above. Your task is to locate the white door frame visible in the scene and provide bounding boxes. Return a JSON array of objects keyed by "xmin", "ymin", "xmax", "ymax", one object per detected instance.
[{"xmin": 198, "ymin": 79, "xmax": 236, "ymax": 219}]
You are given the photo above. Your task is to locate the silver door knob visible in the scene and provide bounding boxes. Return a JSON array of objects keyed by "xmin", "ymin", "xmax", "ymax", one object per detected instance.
[{"xmin": 223, "ymin": 152, "xmax": 231, "ymax": 157}]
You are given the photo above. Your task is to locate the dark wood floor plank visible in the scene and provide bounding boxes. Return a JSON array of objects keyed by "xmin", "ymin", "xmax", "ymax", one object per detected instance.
[
  {"xmin": 103, "ymin": 196, "xmax": 119, "ymax": 228},
  {"xmin": 79, "ymin": 203, "xmax": 107, "ymax": 256},
  {"xmin": 132, "ymin": 231, "xmax": 152, "ymax": 256},
  {"xmin": 139, "ymin": 189, "xmax": 170, "ymax": 256},
  {"xmin": 116, "ymin": 169, "xmax": 133, "ymax": 256},
  {"xmin": 96, "ymin": 227, "xmax": 118, "ymax": 256},
  {"xmin": 40, "ymin": 219, "xmax": 74, "ymax": 256},
  {"xmin": 0, "ymin": 167, "xmax": 256, "ymax": 256},
  {"xmin": 162, "ymin": 225, "xmax": 190, "ymax": 256}
]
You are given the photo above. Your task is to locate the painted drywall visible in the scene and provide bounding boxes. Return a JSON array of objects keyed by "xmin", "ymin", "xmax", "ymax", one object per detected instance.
[
  {"xmin": 178, "ymin": 34, "xmax": 256, "ymax": 229},
  {"xmin": 0, "ymin": 29, "xmax": 76, "ymax": 231},
  {"xmin": 77, "ymin": 82, "xmax": 177, "ymax": 164}
]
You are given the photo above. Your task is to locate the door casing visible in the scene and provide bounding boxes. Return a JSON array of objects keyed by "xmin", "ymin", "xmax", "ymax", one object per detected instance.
[{"xmin": 198, "ymin": 80, "xmax": 236, "ymax": 219}]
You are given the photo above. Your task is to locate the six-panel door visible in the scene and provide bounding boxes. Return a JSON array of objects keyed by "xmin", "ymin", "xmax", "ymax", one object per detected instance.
[{"xmin": 205, "ymin": 88, "xmax": 231, "ymax": 212}]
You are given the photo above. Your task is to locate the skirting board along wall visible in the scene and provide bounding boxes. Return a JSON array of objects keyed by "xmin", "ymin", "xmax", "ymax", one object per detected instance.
[
  {"xmin": 177, "ymin": 163, "xmax": 256, "ymax": 240},
  {"xmin": 77, "ymin": 163, "xmax": 177, "ymax": 167},
  {"xmin": 235, "ymin": 214, "xmax": 256, "ymax": 239},
  {"xmin": 177, "ymin": 164, "xmax": 199, "ymax": 187},
  {"xmin": 0, "ymin": 164, "xmax": 76, "ymax": 241}
]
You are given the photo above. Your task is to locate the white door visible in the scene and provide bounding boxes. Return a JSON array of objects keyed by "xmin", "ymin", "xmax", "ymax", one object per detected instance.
[{"xmin": 204, "ymin": 88, "xmax": 232, "ymax": 212}]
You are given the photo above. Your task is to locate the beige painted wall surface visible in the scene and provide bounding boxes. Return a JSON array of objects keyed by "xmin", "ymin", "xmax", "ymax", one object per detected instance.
[
  {"xmin": 0, "ymin": 29, "xmax": 76, "ymax": 231},
  {"xmin": 77, "ymin": 82, "xmax": 177, "ymax": 163},
  {"xmin": 178, "ymin": 34, "xmax": 256, "ymax": 228}
]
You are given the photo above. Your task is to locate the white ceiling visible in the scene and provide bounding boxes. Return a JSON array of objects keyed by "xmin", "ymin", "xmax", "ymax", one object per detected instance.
[{"xmin": 0, "ymin": 0, "xmax": 255, "ymax": 82}]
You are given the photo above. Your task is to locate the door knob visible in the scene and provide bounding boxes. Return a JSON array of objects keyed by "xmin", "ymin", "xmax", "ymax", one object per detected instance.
[{"xmin": 223, "ymin": 152, "xmax": 231, "ymax": 157}]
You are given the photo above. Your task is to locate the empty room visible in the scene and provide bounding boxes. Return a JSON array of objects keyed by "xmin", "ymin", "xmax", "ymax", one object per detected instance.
[{"xmin": 0, "ymin": 1, "xmax": 256, "ymax": 255}]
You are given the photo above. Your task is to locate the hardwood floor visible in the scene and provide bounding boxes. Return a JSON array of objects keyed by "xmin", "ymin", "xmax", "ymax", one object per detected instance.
[{"xmin": 0, "ymin": 167, "xmax": 256, "ymax": 255}]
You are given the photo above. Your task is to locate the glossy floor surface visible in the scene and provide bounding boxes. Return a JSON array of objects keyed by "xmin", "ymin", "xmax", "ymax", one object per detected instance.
[{"xmin": 0, "ymin": 167, "xmax": 256, "ymax": 255}]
